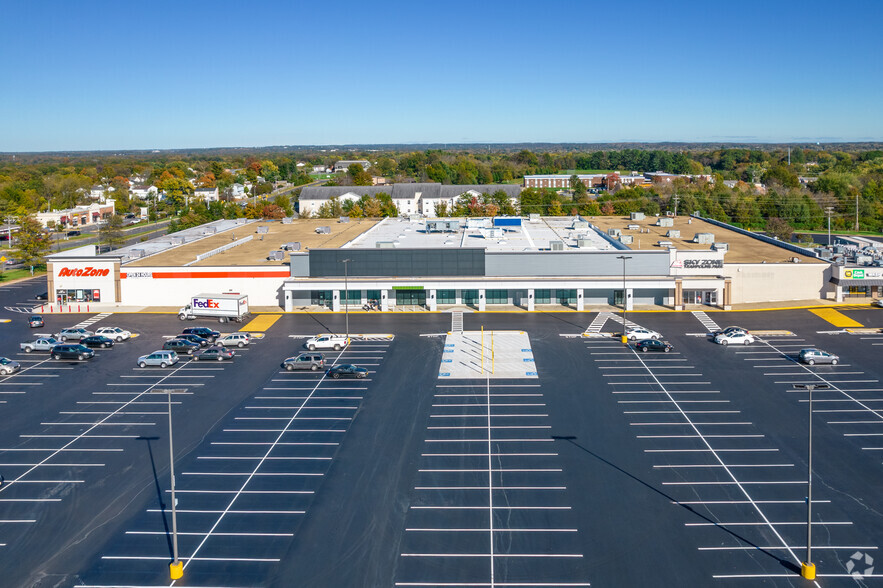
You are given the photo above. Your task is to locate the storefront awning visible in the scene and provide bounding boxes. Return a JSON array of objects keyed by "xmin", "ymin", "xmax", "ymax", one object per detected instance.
[{"xmin": 830, "ymin": 277, "xmax": 883, "ymax": 286}]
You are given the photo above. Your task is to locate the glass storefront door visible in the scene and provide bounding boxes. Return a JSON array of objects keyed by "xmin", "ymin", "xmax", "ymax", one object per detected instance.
[{"xmin": 395, "ymin": 289, "xmax": 426, "ymax": 307}]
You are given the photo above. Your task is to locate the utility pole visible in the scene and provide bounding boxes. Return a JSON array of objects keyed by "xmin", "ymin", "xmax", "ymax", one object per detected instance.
[
  {"xmin": 855, "ymin": 192, "xmax": 860, "ymax": 232},
  {"xmin": 788, "ymin": 147, "xmax": 791, "ymax": 166},
  {"xmin": 617, "ymin": 255, "xmax": 631, "ymax": 343},
  {"xmin": 672, "ymin": 194, "xmax": 680, "ymax": 217},
  {"xmin": 825, "ymin": 207, "xmax": 834, "ymax": 246}
]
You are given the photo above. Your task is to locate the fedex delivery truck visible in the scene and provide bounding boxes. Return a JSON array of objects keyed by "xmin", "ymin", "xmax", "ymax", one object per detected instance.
[{"xmin": 178, "ymin": 293, "xmax": 249, "ymax": 323}]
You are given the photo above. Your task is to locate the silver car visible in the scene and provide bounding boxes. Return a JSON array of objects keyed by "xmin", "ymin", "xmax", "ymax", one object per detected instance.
[
  {"xmin": 0, "ymin": 357, "xmax": 21, "ymax": 375},
  {"xmin": 137, "ymin": 350, "xmax": 180, "ymax": 368},
  {"xmin": 798, "ymin": 348, "xmax": 839, "ymax": 366},
  {"xmin": 56, "ymin": 327, "xmax": 94, "ymax": 341}
]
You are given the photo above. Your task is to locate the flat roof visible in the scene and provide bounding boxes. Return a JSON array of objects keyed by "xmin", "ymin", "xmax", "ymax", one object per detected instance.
[
  {"xmin": 589, "ymin": 216, "xmax": 824, "ymax": 264},
  {"xmin": 126, "ymin": 218, "xmax": 379, "ymax": 267},
  {"xmin": 345, "ymin": 217, "xmax": 615, "ymax": 252}
]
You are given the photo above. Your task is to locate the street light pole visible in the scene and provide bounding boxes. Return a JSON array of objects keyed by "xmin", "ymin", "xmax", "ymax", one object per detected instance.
[
  {"xmin": 617, "ymin": 255, "xmax": 632, "ymax": 343},
  {"xmin": 155, "ymin": 388, "xmax": 184, "ymax": 580},
  {"xmin": 793, "ymin": 383, "xmax": 829, "ymax": 580},
  {"xmin": 341, "ymin": 258, "xmax": 351, "ymax": 343}
]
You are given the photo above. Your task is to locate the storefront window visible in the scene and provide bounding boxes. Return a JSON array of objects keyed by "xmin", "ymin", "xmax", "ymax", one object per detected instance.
[
  {"xmin": 556, "ymin": 289, "xmax": 577, "ymax": 304},
  {"xmin": 486, "ymin": 289, "xmax": 508, "ymax": 304},
  {"xmin": 535, "ymin": 289, "xmax": 551, "ymax": 304},
  {"xmin": 311, "ymin": 290, "xmax": 332, "ymax": 307},
  {"xmin": 437, "ymin": 289, "xmax": 456, "ymax": 304},
  {"xmin": 462, "ymin": 289, "xmax": 479, "ymax": 306},
  {"xmin": 366, "ymin": 290, "xmax": 381, "ymax": 304},
  {"xmin": 847, "ymin": 286, "xmax": 871, "ymax": 297}
]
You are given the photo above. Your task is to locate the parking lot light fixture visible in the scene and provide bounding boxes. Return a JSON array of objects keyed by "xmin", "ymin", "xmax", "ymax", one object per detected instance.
[
  {"xmin": 617, "ymin": 255, "xmax": 631, "ymax": 344},
  {"xmin": 341, "ymin": 258, "xmax": 351, "ymax": 343},
  {"xmin": 153, "ymin": 388, "xmax": 186, "ymax": 580},
  {"xmin": 793, "ymin": 383, "xmax": 829, "ymax": 580}
]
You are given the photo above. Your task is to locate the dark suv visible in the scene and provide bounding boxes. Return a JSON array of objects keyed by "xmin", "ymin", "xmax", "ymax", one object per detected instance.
[
  {"xmin": 51, "ymin": 344, "xmax": 94, "ymax": 361},
  {"xmin": 163, "ymin": 339, "xmax": 199, "ymax": 355},
  {"xmin": 182, "ymin": 327, "xmax": 220, "ymax": 341}
]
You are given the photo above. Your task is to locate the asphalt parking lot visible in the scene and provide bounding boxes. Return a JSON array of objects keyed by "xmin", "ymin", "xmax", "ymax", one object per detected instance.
[{"xmin": 1, "ymin": 280, "xmax": 881, "ymax": 587}]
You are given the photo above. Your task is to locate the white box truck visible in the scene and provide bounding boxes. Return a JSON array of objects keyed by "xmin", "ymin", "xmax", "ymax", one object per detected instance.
[{"xmin": 179, "ymin": 293, "xmax": 249, "ymax": 323}]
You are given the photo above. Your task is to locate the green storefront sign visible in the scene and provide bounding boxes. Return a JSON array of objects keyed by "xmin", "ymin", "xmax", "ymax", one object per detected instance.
[{"xmin": 392, "ymin": 285, "xmax": 424, "ymax": 290}]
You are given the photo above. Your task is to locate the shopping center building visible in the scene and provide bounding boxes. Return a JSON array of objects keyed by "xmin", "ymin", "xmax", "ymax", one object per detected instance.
[{"xmin": 44, "ymin": 214, "xmax": 832, "ymax": 312}]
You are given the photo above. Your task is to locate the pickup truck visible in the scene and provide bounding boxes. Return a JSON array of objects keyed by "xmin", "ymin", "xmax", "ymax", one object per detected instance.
[
  {"xmin": 305, "ymin": 335, "xmax": 349, "ymax": 351},
  {"xmin": 21, "ymin": 337, "xmax": 61, "ymax": 353}
]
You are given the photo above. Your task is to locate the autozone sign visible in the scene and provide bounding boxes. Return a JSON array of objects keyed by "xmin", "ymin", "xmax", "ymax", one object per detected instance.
[{"xmin": 58, "ymin": 266, "xmax": 111, "ymax": 277}]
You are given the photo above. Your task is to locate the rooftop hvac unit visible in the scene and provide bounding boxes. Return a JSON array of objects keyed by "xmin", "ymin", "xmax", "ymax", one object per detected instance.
[
  {"xmin": 791, "ymin": 257, "xmax": 801, "ymax": 263},
  {"xmin": 657, "ymin": 240, "xmax": 674, "ymax": 248},
  {"xmin": 376, "ymin": 241, "xmax": 396, "ymax": 248},
  {"xmin": 550, "ymin": 240, "xmax": 564, "ymax": 251},
  {"xmin": 203, "ymin": 226, "xmax": 217, "ymax": 234},
  {"xmin": 131, "ymin": 248, "xmax": 145, "ymax": 258},
  {"xmin": 577, "ymin": 239, "xmax": 593, "ymax": 248},
  {"xmin": 268, "ymin": 250, "xmax": 284, "ymax": 261},
  {"xmin": 571, "ymin": 220, "xmax": 589, "ymax": 229},
  {"xmin": 619, "ymin": 235, "xmax": 634, "ymax": 245},
  {"xmin": 408, "ymin": 214, "xmax": 421, "ymax": 222},
  {"xmin": 694, "ymin": 232, "xmax": 714, "ymax": 244},
  {"xmin": 315, "ymin": 226, "xmax": 331, "ymax": 234},
  {"xmin": 169, "ymin": 235, "xmax": 185, "ymax": 244},
  {"xmin": 857, "ymin": 255, "xmax": 873, "ymax": 265},
  {"xmin": 712, "ymin": 242, "xmax": 728, "ymax": 251},
  {"xmin": 657, "ymin": 217, "xmax": 674, "ymax": 227},
  {"xmin": 666, "ymin": 230, "xmax": 681, "ymax": 238},
  {"xmin": 281, "ymin": 217, "xmax": 293, "ymax": 224},
  {"xmin": 630, "ymin": 212, "xmax": 645, "ymax": 220},
  {"xmin": 339, "ymin": 216, "xmax": 350, "ymax": 223},
  {"xmin": 257, "ymin": 226, "xmax": 270, "ymax": 234},
  {"xmin": 627, "ymin": 224, "xmax": 640, "ymax": 230},
  {"xmin": 607, "ymin": 228, "xmax": 621, "ymax": 237},
  {"xmin": 282, "ymin": 242, "xmax": 301, "ymax": 251},
  {"xmin": 529, "ymin": 213, "xmax": 540, "ymax": 223},
  {"xmin": 484, "ymin": 228, "xmax": 503, "ymax": 239}
]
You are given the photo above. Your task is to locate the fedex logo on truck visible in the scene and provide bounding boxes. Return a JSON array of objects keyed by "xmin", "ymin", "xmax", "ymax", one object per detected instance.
[{"xmin": 193, "ymin": 298, "xmax": 221, "ymax": 309}]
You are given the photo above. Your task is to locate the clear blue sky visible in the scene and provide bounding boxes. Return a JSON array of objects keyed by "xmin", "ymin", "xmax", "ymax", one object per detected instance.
[{"xmin": 1, "ymin": 0, "xmax": 881, "ymax": 151}]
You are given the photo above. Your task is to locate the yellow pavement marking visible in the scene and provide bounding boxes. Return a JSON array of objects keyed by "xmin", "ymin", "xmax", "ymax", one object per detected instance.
[
  {"xmin": 809, "ymin": 308, "xmax": 864, "ymax": 328},
  {"xmin": 240, "ymin": 314, "xmax": 282, "ymax": 333}
]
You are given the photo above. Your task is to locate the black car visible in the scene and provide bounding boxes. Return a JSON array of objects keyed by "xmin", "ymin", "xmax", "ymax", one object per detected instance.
[
  {"xmin": 177, "ymin": 333, "xmax": 210, "ymax": 346},
  {"xmin": 51, "ymin": 344, "xmax": 94, "ymax": 361},
  {"xmin": 163, "ymin": 339, "xmax": 199, "ymax": 354},
  {"xmin": 327, "ymin": 364, "xmax": 368, "ymax": 379},
  {"xmin": 635, "ymin": 339, "xmax": 674, "ymax": 353},
  {"xmin": 181, "ymin": 327, "xmax": 220, "ymax": 341},
  {"xmin": 66, "ymin": 230, "xmax": 81, "ymax": 237},
  {"xmin": 81, "ymin": 335, "xmax": 115, "ymax": 349}
]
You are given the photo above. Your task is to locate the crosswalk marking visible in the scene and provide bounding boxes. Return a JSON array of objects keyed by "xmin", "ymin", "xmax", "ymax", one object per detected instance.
[
  {"xmin": 451, "ymin": 311, "xmax": 463, "ymax": 333},
  {"xmin": 71, "ymin": 313, "xmax": 113, "ymax": 329},
  {"xmin": 584, "ymin": 312, "xmax": 615, "ymax": 334},
  {"xmin": 691, "ymin": 311, "xmax": 720, "ymax": 332}
]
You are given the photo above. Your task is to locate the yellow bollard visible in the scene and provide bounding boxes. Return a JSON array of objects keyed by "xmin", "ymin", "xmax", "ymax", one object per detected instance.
[
  {"xmin": 170, "ymin": 560, "xmax": 183, "ymax": 580},
  {"xmin": 801, "ymin": 562, "xmax": 815, "ymax": 580},
  {"xmin": 621, "ymin": 335, "xmax": 628, "ymax": 344}
]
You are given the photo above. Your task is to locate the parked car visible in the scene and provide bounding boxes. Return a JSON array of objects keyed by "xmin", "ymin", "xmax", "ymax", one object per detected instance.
[
  {"xmin": 192, "ymin": 346, "xmax": 235, "ymax": 361},
  {"xmin": 20, "ymin": 337, "xmax": 60, "ymax": 352},
  {"xmin": 876, "ymin": 299, "xmax": 883, "ymax": 308},
  {"xmin": 182, "ymin": 327, "xmax": 221, "ymax": 341},
  {"xmin": 798, "ymin": 348, "xmax": 839, "ymax": 365},
  {"xmin": 28, "ymin": 315, "xmax": 44, "ymax": 328},
  {"xmin": 625, "ymin": 327, "xmax": 660, "ymax": 341},
  {"xmin": 163, "ymin": 339, "xmax": 199, "ymax": 354},
  {"xmin": 34, "ymin": 292, "xmax": 48, "ymax": 301},
  {"xmin": 635, "ymin": 339, "xmax": 674, "ymax": 353},
  {"xmin": 66, "ymin": 230, "xmax": 81, "ymax": 237},
  {"xmin": 714, "ymin": 331, "xmax": 756, "ymax": 346},
  {"xmin": 176, "ymin": 333, "xmax": 210, "ymax": 347},
  {"xmin": 95, "ymin": 326, "xmax": 132, "ymax": 341},
  {"xmin": 217, "ymin": 333, "xmax": 250, "ymax": 348},
  {"xmin": 0, "ymin": 357, "xmax": 21, "ymax": 375},
  {"xmin": 55, "ymin": 328, "xmax": 94, "ymax": 342},
  {"xmin": 51, "ymin": 344, "xmax": 94, "ymax": 361},
  {"xmin": 327, "ymin": 364, "xmax": 368, "ymax": 379},
  {"xmin": 282, "ymin": 353, "xmax": 325, "ymax": 371},
  {"xmin": 305, "ymin": 334, "xmax": 348, "ymax": 351},
  {"xmin": 137, "ymin": 350, "xmax": 179, "ymax": 368},
  {"xmin": 81, "ymin": 335, "xmax": 115, "ymax": 349}
]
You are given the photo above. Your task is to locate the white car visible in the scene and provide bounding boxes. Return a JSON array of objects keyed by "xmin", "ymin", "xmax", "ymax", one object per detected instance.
[
  {"xmin": 625, "ymin": 327, "xmax": 660, "ymax": 341},
  {"xmin": 875, "ymin": 299, "xmax": 883, "ymax": 308},
  {"xmin": 305, "ymin": 335, "xmax": 349, "ymax": 351},
  {"xmin": 96, "ymin": 326, "xmax": 132, "ymax": 342},
  {"xmin": 714, "ymin": 331, "xmax": 756, "ymax": 346},
  {"xmin": 217, "ymin": 333, "xmax": 250, "ymax": 348}
]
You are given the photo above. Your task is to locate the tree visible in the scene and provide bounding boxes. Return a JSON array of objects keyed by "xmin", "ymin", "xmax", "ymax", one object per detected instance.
[
  {"xmin": 98, "ymin": 214, "xmax": 126, "ymax": 249},
  {"xmin": 348, "ymin": 164, "xmax": 373, "ymax": 186},
  {"xmin": 765, "ymin": 217, "xmax": 793, "ymax": 241},
  {"xmin": 260, "ymin": 204, "xmax": 285, "ymax": 219},
  {"xmin": 15, "ymin": 216, "xmax": 52, "ymax": 267}
]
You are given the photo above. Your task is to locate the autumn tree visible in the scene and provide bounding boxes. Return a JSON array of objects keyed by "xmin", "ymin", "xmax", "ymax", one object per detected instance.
[
  {"xmin": 98, "ymin": 214, "xmax": 126, "ymax": 249},
  {"xmin": 15, "ymin": 216, "xmax": 52, "ymax": 267}
]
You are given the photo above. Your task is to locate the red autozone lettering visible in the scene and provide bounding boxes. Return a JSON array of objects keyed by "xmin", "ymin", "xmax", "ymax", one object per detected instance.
[{"xmin": 58, "ymin": 267, "xmax": 110, "ymax": 277}]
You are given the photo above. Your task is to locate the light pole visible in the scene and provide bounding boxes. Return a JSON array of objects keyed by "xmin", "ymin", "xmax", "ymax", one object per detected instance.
[
  {"xmin": 617, "ymin": 255, "xmax": 631, "ymax": 343},
  {"xmin": 341, "ymin": 258, "xmax": 351, "ymax": 343},
  {"xmin": 154, "ymin": 388, "xmax": 184, "ymax": 580},
  {"xmin": 793, "ymin": 383, "xmax": 829, "ymax": 580}
]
